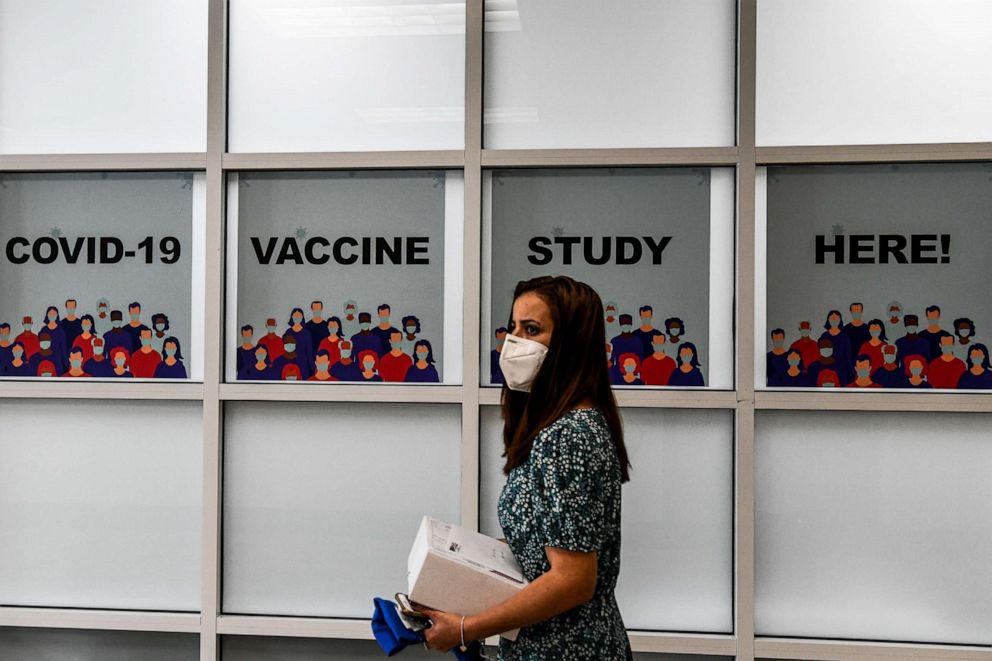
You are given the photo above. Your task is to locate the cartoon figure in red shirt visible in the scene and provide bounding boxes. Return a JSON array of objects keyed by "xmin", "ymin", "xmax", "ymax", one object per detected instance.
[
  {"xmin": 129, "ymin": 328, "xmax": 163, "ymax": 378},
  {"xmin": 927, "ymin": 334, "xmax": 966, "ymax": 389},
  {"xmin": 903, "ymin": 354, "xmax": 932, "ymax": 389},
  {"xmin": 257, "ymin": 317, "xmax": 285, "ymax": 363},
  {"xmin": 15, "ymin": 316, "xmax": 40, "ymax": 358},
  {"xmin": 379, "ymin": 330, "xmax": 413, "ymax": 382},
  {"xmin": 816, "ymin": 369, "xmax": 839, "ymax": 388},
  {"xmin": 640, "ymin": 333, "xmax": 676, "ymax": 386},
  {"xmin": 857, "ymin": 319, "xmax": 889, "ymax": 372},
  {"xmin": 789, "ymin": 320, "xmax": 819, "ymax": 368},
  {"xmin": 358, "ymin": 349, "xmax": 383, "ymax": 382}
]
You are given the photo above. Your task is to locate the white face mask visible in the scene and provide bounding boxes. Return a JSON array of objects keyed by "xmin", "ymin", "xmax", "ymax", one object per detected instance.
[{"xmin": 498, "ymin": 334, "xmax": 548, "ymax": 392}]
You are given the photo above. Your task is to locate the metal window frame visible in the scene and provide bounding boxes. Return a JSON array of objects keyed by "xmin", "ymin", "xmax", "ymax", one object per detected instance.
[{"xmin": 2, "ymin": 1, "xmax": 992, "ymax": 660}]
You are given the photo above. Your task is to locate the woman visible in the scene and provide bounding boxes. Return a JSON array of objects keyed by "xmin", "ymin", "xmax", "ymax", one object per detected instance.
[
  {"xmin": 857, "ymin": 319, "xmax": 888, "ymax": 371},
  {"xmin": 400, "ymin": 314, "xmax": 421, "ymax": 356},
  {"xmin": 154, "ymin": 337, "xmax": 188, "ymax": 378},
  {"xmin": 6, "ymin": 341, "xmax": 38, "ymax": 377},
  {"xmin": 404, "ymin": 339, "xmax": 440, "ymax": 383},
  {"xmin": 318, "ymin": 316, "xmax": 344, "ymax": 365},
  {"xmin": 36, "ymin": 330, "xmax": 63, "ymax": 376},
  {"xmin": 956, "ymin": 343, "xmax": 992, "ymax": 389},
  {"xmin": 286, "ymin": 307, "xmax": 315, "ymax": 375},
  {"xmin": 41, "ymin": 306, "xmax": 69, "ymax": 372},
  {"xmin": 667, "ymin": 341, "xmax": 705, "ymax": 387},
  {"xmin": 109, "ymin": 347, "xmax": 133, "ymax": 378},
  {"xmin": 418, "ymin": 275, "xmax": 632, "ymax": 660}
]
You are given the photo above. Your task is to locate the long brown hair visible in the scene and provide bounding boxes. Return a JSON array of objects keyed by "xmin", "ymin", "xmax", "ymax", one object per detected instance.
[{"xmin": 500, "ymin": 275, "xmax": 631, "ymax": 482}]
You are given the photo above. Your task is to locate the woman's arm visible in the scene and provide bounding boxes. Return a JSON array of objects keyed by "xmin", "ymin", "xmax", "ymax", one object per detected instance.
[{"xmin": 419, "ymin": 546, "xmax": 597, "ymax": 651}]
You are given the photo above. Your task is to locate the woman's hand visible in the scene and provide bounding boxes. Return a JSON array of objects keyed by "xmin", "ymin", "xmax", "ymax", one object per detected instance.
[{"xmin": 414, "ymin": 604, "xmax": 463, "ymax": 652}]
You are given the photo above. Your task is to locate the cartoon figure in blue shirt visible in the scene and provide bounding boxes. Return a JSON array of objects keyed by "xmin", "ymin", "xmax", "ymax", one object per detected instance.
[
  {"xmin": 154, "ymin": 337, "xmax": 187, "ymax": 378},
  {"xmin": 819, "ymin": 309, "xmax": 852, "ymax": 385},
  {"xmin": 103, "ymin": 310, "xmax": 132, "ymax": 355},
  {"xmin": 240, "ymin": 343, "xmax": 274, "ymax": 381},
  {"xmin": 0, "ymin": 323, "xmax": 12, "ymax": 370},
  {"xmin": 490, "ymin": 326, "xmax": 507, "ymax": 384},
  {"xmin": 124, "ymin": 301, "xmax": 150, "ymax": 350},
  {"xmin": 920, "ymin": 305, "xmax": 952, "ymax": 359},
  {"xmin": 350, "ymin": 312, "xmax": 384, "ymax": 358},
  {"xmin": 60, "ymin": 298, "xmax": 83, "ymax": 348},
  {"xmin": 766, "ymin": 328, "xmax": 789, "ymax": 384},
  {"xmin": 41, "ymin": 306, "xmax": 69, "ymax": 372},
  {"xmin": 667, "ymin": 342, "xmax": 704, "ymax": 386},
  {"xmin": 956, "ymin": 343, "xmax": 992, "ymax": 389},
  {"xmin": 873, "ymin": 344, "xmax": 909, "ymax": 388},
  {"xmin": 843, "ymin": 302, "xmax": 870, "ymax": 358},
  {"xmin": 36, "ymin": 329, "xmax": 63, "ymax": 376},
  {"xmin": 6, "ymin": 341, "xmax": 38, "ymax": 376},
  {"xmin": 404, "ymin": 339, "xmax": 440, "ymax": 383},
  {"xmin": 275, "ymin": 331, "xmax": 311, "ymax": 379},
  {"xmin": 286, "ymin": 307, "xmax": 315, "ymax": 373},
  {"xmin": 895, "ymin": 314, "xmax": 930, "ymax": 363},
  {"xmin": 330, "ymin": 339, "xmax": 363, "ymax": 381},
  {"xmin": 84, "ymin": 338, "xmax": 115, "ymax": 377},
  {"xmin": 372, "ymin": 304, "xmax": 400, "ymax": 350},
  {"xmin": 609, "ymin": 314, "xmax": 643, "ymax": 360},
  {"xmin": 237, "ymin": 325, "xmax": 255, "ymax": 374},
  {"xmin": 769, "ymin": 348, "xmax": 810, "ymax": 387},
  {"xmin": 306, "ymin": 300, "xmax": 329, "ymax": 348},
  {"xmin": 632, "ymin": 305, "xmax": 660, "ymax": 356}
]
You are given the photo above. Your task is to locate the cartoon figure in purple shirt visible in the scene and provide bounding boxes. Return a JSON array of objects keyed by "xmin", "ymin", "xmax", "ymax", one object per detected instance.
[
  {"xmin": 329, "ymin": 339, "xmax": 363, "ymax": 381},
  {"xmin": 491, "ymin": 326, "xmax": 507, "ymax": 384},
  {"xmin": 350, "ymin": 311, "xmax": 384, "ymax": 359},
  {"xmin": 154, "ymin": 337, "xmax": 188, "ymax": 379},
  {"xmin": 84, "ymin": 337, "xmax": 115, "ymax": 377},
  {"xmin": 404, "ymin": 339, "xmax": 440, "ymax": 383},
  {"xmin": 609, "ymin": 314, "xmax": 643, "ymax": 360},
  {"xmin": 240, "ymin": 343, "xmax": 274, "ymax": 381},
  {"xmin": 668, "ymin": 341, "xmax": 705, "ymax": 386}
]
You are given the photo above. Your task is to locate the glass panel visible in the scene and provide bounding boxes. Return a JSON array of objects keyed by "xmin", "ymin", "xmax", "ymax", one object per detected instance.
[
  {"xmin": 0, "ymin": 172, "xmax": 205, "ymax": 381},
  {"xmin": 228, "ymin": 0, "xmax": 465, "ymax": 152},
  {"xmin": 483, "ymin": 167, "xmax": 735, "ymax": 389},
  {"xmin": 0, "ymin": 629, "xmax": 198, "ymax": 661},
  {"xmin": 0, "ymin": 0, "xmax": 207, "ymax": 153},
  {"xmin": 0, "ymin": 400, "xmax": 202, "ymax": 610},
  {"xmin": 758, "ymin": 163, "xmax": 992, "ymax": 390},
  {"xmin": 484, "ymin": 0, "xmax": 736, "ymax": 148},
  {"xmin": 223, "ymin": 402, "xmax": 461, "ymax": 617},
  {"xmin": 228, "ymin": 170, "xmax": 461, "ymax": 384},
  {"xmin": 757, "ymin": 0, "xmax": 992, "ymax": 146},
  {"xmin": 755, "ymin": 410, "xmax": 992, "ymax": 644},
  {"xmin": 480, "ymin": 407, "xmax": 734, "ymax": 633}
]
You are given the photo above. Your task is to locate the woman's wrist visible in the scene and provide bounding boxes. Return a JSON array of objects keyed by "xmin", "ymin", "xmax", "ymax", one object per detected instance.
[{"xmin": 462, "ymin": 613, "xmax": 484, "ymax": 643}]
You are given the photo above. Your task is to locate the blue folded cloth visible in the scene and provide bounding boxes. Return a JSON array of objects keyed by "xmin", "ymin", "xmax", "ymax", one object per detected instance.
[{"xmin": 371, "ymin": 598, "xmax": 486, "ymax": 660}]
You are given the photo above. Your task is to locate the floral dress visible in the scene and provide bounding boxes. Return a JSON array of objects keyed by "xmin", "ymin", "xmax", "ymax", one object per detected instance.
[{"xmin": 497, "ymin": 408, "xmax": 632, "ymax": 660}]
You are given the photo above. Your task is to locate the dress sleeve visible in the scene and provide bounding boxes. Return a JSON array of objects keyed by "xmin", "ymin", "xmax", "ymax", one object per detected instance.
[{"xmin": 529, "ymin": 422, "xmax": 606, "ymax": 553}]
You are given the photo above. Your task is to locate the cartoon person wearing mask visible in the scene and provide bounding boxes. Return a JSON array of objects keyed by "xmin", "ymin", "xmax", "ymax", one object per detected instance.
[
  {"xmin": 308, "ymin": 349, "xmax": 337, "ymax": 382},
  {"xmin": 350, "ymin": 312, "xmax": 384, "ymax": 358},
  {"xmin": 341, "ymin": 299, "xmax": 360, "ymax": 339},
  {"xmin": 952, "ymin": 317, "xmax": 979, "ymax": 362},
  {"xmin": 903, "ymin": 355, "xmax": 931, "ymax": 389},
  {"xmin": 401, "ymin": 315, "xmax": 421, "ymax": 357},
  {"xmin": 404, "ymin": 339, "xmax": 440, "ymax": 383},
  {"xmin": 329, "ymin": 339, "xmax": 362, "ymax": 382},
  {"xmin": 357, "ymin": 349, "xmax": 383, "ymax": 382},
  {"xmin": 258, "ymin": 317, "xmax": 285, "ymax": 363},
  {"xmin": 6, "ymin": 341, "xmax": 38, "ymax": 376},
  {"xmin": 240, "ymin": 343, "xmax": 275, "ymax": 381},
  {"xmin": 609, "ymin": 314, "xmax": 643, "ymax": 360},
  {"xmin": 928, "ymin": 334, "xmax": 965, "ymax": 389},
  {"xmin": 640, "ymin": 333, "xmax": 676, "ymax": 386},
  {"xmin": 895, "ymin": 314, "xmax": 930, "ymax": 363},
  {"xmin": 379, "ymin": 330, "xmax": 413, "ymax": 382},
  {"xmin": 603, "ymin": 300, "xmax": 620, "ymax": 341},
  {"xmin": 318, "ymin": 316, "xmax": 344, "ymax": 366},
  {"xmin": 491, "ymin": 326, "xmax": 507, "ymax": 385},
  {"xmin": 84, "ymin": 337, "xmax": 114, "ymax": 378},
  {"xmin": 154, "ymin": 337, "xmax": 187, "ymax": 379},
  {"xmin": 956, "ymin": 343, "xmax": 992, "ymax": 389},
  {"xmin": 667, "ymin": 341, "xmax": 705, "ymax": 387},
  {"xmin": 15, "ymin": 316, "xmax": 40, "ymax": 358},
  {"xmin": 872, "ymin": 344, "xmax": 909, "ymax": 388},
  {"xmin": 109, "ymin": 347, "xmax": 134, "ymax": 378}
]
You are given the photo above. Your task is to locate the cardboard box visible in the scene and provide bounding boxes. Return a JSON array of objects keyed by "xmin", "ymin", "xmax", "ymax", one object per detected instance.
[{"xmin": 407, "ymin": 516, "xmax": 528, "ymax": 640}]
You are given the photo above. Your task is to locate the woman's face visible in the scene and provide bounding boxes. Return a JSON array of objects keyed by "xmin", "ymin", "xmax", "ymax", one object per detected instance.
[{"xmin": 509, "ymin": 291, "xmax": 553, "ymax": 347}]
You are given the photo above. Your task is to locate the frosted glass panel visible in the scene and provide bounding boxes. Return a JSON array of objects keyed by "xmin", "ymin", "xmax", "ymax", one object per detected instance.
[
  {"xmin": 484, "ymin": 0, "xmax": 736, "ymax": 148},
  {"xmin": 756, "ymin": 411, "xmax": 992, "ymax": 643},
  {"xmin": 0, "ymin": 629, "xmax": 198, "ymax": 661},
  {"xmin": 0, "ymin": 400, "xmax": 202, "ymax": 610},
  {"xmin": 224, "ymin": 402, "xmax": 461, "ymax": 616},
  {"xmin": 0, "ymin": 1, "xmax": 207, "ymax": 153},
  {"xmin": 228, "ymin": 0, "xmax": 465, "ymax": 152},
  {"xmin": 757, "ymin": 0, "xmax": 992, "ymax": 146},
  {"xmin": 480, "ymin": 407, "xmax": 734, "ymax": 632}
]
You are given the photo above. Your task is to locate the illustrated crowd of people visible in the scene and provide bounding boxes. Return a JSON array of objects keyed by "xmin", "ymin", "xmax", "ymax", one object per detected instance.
[
  {"xmin": 768, "ymin": 302, "xmax": 992, "ymax": 389},
  {"xmin": 237, "ymin": 300, "xmax": 440, "ymax": 382},
  {"xmin": 0, "ymin": 298, "xmax": 187, "ymax": 378},
  {"xmin": 491, "ymin": 301, "xmax": 705, "ymax": 387}
]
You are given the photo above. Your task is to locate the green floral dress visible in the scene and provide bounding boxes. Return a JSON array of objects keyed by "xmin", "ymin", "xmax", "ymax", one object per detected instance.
[{"xmin": 497, "ymin": 408, "xmax": 632, "ymax": 660}]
